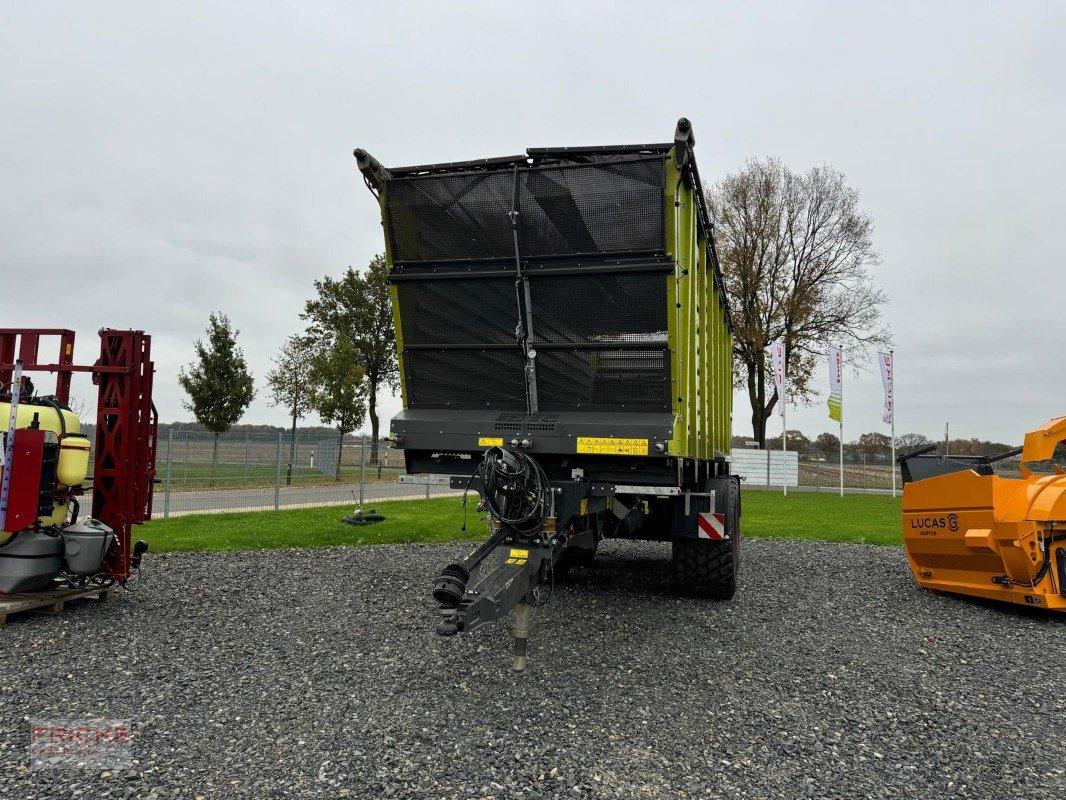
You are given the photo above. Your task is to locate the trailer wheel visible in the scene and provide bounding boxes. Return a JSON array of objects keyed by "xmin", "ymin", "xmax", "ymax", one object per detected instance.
[
  {"xmin": 672, "ymin": 538, "xmax": 736, "ymax": 599},
  {"xmin": 672, "ymin": 479, "xmax": 739, "ymax": 599},
  {"xmin": 723, "ymin": 476, "xmax": 741, "ymax": 569}
]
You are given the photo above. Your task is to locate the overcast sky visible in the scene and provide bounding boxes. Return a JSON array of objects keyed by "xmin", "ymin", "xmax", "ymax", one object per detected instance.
[{"xmin": 2, "ymin": 1, "xmax": 1063, "ymax": 445}]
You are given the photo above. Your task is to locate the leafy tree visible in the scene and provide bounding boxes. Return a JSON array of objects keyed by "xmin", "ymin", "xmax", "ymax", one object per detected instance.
[
  {"xmin": 857, "ymin": 431, "xmax": 892, "ymax": 456},
  {"xmin": 266, "ymin": 334, "xmax": 316, "ymax": 485},
  {"xmin": 178, "ymin": 312, "xmax": 256, "ymax": 484},
  {"xmin": 765, "ymin": 429, "xmax": 811, "ymax": 451},
  {"xmin": 308, "ymin": 336, "xmax": 367, "ymax": 480},
  {"xmin": 708, "ymin": 159, "xmax": 890, "ymax": 446},
  {"xmin": 815, "ymin": 432, "xmax": 840, "ymax": 458},
  {"xmin": 302, "ymin": 254, "xmax": 397, "ymax": 463}
]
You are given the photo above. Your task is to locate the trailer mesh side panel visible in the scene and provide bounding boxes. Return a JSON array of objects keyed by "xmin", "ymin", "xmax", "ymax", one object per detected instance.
[
  {"xmin": 518, "ymin": 159, "xmax": 664, "ymax": 257},
  {"xmin": 388, "ymin": 156, "xmax": 669, "ymax": 412},
  {"xmin": 396, "ymin": 278, "xmax": 517, "ymax": 345},
  {"xmin": 536, "ymin": 348, "xmax": 669, "ymax": 411},
  {"xmin": 386, "ymin": 172, "xmax": 515, "ymax": 262},
  {"xmin": 385, "ymin": 158, "xmax": 664, "ymax": 262},
  {"xmin": 405, "ymin": 348, "xmax": 525, "ymax": 409},
  {"xmin": 528, "ymin": 272, "xmax": 668, "ymax": 344}
]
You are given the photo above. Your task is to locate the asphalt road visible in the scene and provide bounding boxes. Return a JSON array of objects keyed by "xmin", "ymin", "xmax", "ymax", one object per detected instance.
[
  {"xmin": 1, "ymin": 537, "xmax": 1062, "ymax": 798},
  {"xmin": 147, "ymin": 481, "xmax": 891, "ymax": 519},
  {"xmin": 143, "ymin": 481, "xmax": 461, "ymax": 517}
]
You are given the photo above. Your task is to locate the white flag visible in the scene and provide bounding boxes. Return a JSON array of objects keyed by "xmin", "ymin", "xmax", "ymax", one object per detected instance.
[
  {"xmin": 771, "ymin": 340, "xmax": 786, "ymax": 417},
  {"xmin": 878, "ymin": 351, "xmax": 894, "ymax": 425},
  {"xmin": 827, "ymin": 345, "xmax": 842, "ymax": 422}
]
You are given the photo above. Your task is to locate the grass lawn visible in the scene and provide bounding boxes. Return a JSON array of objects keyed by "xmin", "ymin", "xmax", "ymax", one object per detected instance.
[
  {"xmin": 142, "ymin": 490, "xmax": 902, "ymax": 553},
  {"xmin": 741, "ymin": 489, "xmax": 901, "ymax": 546}
]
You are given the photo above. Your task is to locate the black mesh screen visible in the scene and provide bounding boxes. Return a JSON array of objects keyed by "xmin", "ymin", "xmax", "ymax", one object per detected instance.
[
  {"xmin": 386, "ymin": 172, "xmax": 514, "ymax": 262},
  {"xmin": 405, "ymin": 348, "xmax": 525, "ymax": 409},
  {"xmin": 384, "ymin": 157, "xmax": 664, "ymax": 262},
  {"xmin": 536, "ymin": 348, "xmax": 669, "ymax": 411},
  {"xmin": 493, "ymin": 412, "xmax": 559, "ymax": 432},
  {"xmin": 529, "ymin": 272, "xmax": 668, "ymax": 344},
  {"xmin": 396, "ymin": 278, "xmax": 518, "ymax": 346},
  {"xmin": 518, "ymin": 159, "xmax": 663, "ymax": 257}
]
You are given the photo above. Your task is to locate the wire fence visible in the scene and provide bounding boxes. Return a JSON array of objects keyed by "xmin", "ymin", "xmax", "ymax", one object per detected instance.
[
  {"xmin": 90, "ymin": 432, "xmax": 1025, "ymax": 518},
  {"xmin": 103, "ymin": 430, "xmax": 459, "ymax": 518},
  {"xmin": 745, "ymin": 447, "xmax": 1023, "ymax": 493}
]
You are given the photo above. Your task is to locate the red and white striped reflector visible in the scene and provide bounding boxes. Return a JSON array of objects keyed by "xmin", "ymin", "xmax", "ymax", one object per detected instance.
[{"xmin": 697, "ymin": 512, "xmax": 728, "ymax": 540}]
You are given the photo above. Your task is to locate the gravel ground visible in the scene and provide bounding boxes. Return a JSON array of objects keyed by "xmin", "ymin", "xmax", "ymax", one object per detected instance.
[{"xmin": 1, "ymin": 537, "xmax": 1064, "ymax": 799}]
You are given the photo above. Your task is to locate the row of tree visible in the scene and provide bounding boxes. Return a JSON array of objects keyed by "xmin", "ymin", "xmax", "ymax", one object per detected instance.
[
  {"xmin": 737, "ymin": 430, "xmax": 1017, "ymax": 459},
  {"xmin": 178, "ymin": 255, "xmax": 396, "ymax": 483}
]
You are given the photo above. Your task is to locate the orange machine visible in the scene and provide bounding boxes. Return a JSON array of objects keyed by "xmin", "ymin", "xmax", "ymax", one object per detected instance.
[{"xmin": 900, "ymin": 417, "xmax": 1066, "ymax": 611}]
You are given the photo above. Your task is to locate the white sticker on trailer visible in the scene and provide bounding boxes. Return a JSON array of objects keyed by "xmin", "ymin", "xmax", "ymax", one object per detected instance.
[{"xmin": 697, "ymin": 512, "xmax": 728, "ymax": 540}]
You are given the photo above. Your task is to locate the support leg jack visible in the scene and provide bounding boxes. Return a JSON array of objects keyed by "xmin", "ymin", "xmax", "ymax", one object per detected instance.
[{"xmin": 511, "ymin": 601, "xmax": 532, "ymax": 672}]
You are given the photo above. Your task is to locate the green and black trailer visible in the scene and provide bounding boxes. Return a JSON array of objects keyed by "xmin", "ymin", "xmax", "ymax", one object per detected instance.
[{"xmin": 355, "ymin": 118, "xmax": 739, "ymax": 669}]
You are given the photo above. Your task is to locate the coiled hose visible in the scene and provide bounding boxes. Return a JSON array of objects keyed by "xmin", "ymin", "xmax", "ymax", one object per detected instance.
[{"xmin": 477, "ymin": 447, "xmax": 551, "ymax": 537}]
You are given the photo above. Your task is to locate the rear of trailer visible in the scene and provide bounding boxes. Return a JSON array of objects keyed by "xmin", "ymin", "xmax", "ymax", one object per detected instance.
[{"xmin": 356, "ymin": 118, "xmax": 739, "ymax": 668}]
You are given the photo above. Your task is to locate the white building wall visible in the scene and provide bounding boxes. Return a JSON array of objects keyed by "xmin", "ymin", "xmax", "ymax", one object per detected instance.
[{"xmin": 729, "ymin": 448, "xmax": 799, "ymax": 487}]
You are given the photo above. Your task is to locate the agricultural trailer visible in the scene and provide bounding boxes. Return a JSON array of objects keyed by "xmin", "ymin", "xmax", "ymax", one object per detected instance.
[{"xmin": 355, "ymin": 118, "xmax": 739, "ymax": 669}]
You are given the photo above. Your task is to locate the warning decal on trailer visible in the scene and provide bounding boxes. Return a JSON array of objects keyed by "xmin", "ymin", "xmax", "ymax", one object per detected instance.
[
  {"xmin": 576, "ymin": 437, "xmax": 649, "ymax": 456},
  {"xmin": 505, "ymin": 548, "xmax": 529, "ymax": 565},
  {"xmin": 478, "ymin": 437, "xmax": 504, "ymax": 447},
  {"xmin": 697, "ymin": 512, "xmax": 728, "ymax": 540}
]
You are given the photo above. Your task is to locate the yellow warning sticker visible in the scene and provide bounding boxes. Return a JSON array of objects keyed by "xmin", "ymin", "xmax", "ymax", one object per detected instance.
[
  {"xmin": 576, "ymin": 437, "xmax": 649, "ymax": 456},
  {"xmin": 478, "ymin": 436, "xmax": 504, "ymax": 447},
  {"xmin": 509, "ymin": 548, "xmax": 529, "ymax": 559}
]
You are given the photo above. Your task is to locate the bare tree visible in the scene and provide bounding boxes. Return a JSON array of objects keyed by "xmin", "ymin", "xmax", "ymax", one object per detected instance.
[
  {"xmin": 708, "ymin": 159, "xmax": 890, "ymax": 446},
  {"xmin": 65, "ymin": 395, "xmax": 93, "ymax": 420},
  {"xmin": 896, "ymin": 432, "xmax": 932, "ymax": 452}
]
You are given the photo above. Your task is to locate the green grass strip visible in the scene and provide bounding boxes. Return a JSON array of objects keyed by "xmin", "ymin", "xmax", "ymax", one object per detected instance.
[{"xmin": 141, "ymin": 490, "xmax": 903, "ymax": 554}]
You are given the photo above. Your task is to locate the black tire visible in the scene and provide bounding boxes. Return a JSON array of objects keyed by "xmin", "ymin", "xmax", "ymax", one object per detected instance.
[
  {"xmin": 672, "ymin": 477, "xmax": 740, "ymax": 599},
  {"xmin": 724, "ymin": 476, "xmax": 741, "ymax": 569},
  {"xmin": 672, "ymin": 537, "xmax": 736, "ymax": 599}
]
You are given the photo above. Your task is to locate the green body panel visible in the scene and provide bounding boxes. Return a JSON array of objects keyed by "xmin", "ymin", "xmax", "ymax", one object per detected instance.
[
  {"xmin": 663, "ymin": 152, "xmax": 733, "ymax": 459},
  {"xmin": 389, "ymin": 284, "xmax": 409, "ymax": 409}
]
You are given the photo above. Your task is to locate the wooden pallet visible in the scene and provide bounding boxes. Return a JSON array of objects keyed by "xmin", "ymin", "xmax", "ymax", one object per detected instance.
[{"xmin": 0, "ymin": 585, "xmax": 109, "ymax": 626}]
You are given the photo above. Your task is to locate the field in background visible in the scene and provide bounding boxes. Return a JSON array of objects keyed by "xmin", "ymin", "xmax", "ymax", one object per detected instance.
[
  {"xmin": 80, "ymin": 429, "xmax": 933, "ymax": 518},
  {"xmin": 142, "ymin": 491, "xmax": 903, "ymax": 553}
]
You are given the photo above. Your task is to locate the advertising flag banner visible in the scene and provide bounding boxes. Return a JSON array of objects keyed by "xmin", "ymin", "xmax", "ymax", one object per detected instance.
[
  {"xmin": 878, "ymin": 351, "xmax": 894, "ymax": 425},
  {"xmin": 827, "ymin": 346, "xmax": 843, "ymax": 422},
  {"xmin": 771, "ymin": 340, "xmax": 786, "ymax": 416}
]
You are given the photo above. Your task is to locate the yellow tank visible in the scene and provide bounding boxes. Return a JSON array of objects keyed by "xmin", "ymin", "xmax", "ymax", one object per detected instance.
[
  {"xmin": 0, "ymin": 401, "xmax": 80, "ymax": 437},
  {"xmin": 57, "ymin": 434, "xmax": 91, "ymax": 488},
  {"xmin": 0, "ymin": 400, "xmax": 85, "ymax": 528}
]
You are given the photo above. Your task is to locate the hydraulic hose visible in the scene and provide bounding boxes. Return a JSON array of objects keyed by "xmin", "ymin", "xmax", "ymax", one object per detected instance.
[{"xmin": 478, "ymin": 447, "xmax": 551, "ymax": 537}]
